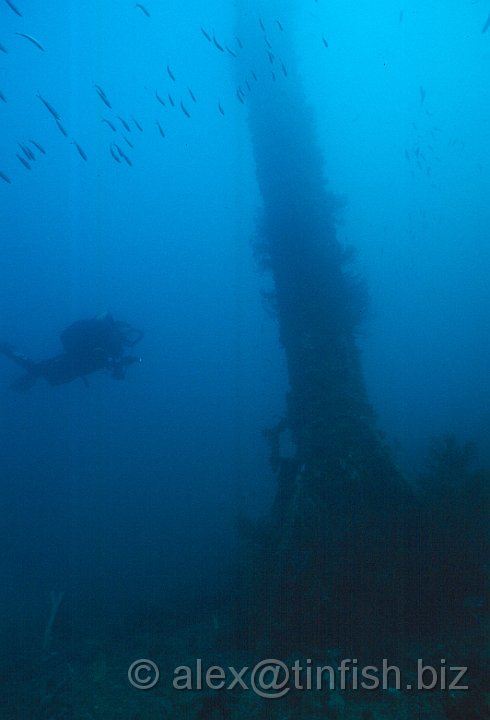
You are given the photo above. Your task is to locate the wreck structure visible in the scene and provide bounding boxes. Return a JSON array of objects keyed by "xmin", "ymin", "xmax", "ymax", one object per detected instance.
[{"xmin": 233, "ymin": 2, "xmax": 487, "ymax": 656}]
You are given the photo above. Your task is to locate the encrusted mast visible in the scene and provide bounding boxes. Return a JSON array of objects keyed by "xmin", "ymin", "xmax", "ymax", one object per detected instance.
[{"xmin": 235, "ymin": 3, "xmax": 412, "ymax": 650}]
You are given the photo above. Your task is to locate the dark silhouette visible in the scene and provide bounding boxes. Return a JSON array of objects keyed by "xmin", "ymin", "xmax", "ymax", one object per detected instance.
[
  {"xmin": 0, "ymin": 312, "xmax": 143, "ymax": 391},
  {"xmin": 233, "ymin": 4, "xmax": 487, "ymax": 664},
  {"xmin": 233, "ymin": 7, "xmax": 413, "ymax": 654}
]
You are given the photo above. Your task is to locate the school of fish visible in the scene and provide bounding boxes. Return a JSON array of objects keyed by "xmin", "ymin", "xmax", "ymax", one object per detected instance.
[{"xmin": 0, "ymin": 1, "xmax": 488, "ymax": 186}]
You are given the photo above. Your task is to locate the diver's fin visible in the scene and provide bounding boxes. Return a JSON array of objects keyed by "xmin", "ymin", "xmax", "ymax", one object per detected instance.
[
  {"xmin": 0, "ymin": 344, "xmax": 38, "ymax": 372},
  {"xmin": 10, "ymin": 373, "xmax": 38, "ymax": 393}
]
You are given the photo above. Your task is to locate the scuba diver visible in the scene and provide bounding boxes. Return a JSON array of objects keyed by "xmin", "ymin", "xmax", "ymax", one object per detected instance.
[{"xmin": 0, "ymin": 312, "xmax": 143, "ymax": 392}]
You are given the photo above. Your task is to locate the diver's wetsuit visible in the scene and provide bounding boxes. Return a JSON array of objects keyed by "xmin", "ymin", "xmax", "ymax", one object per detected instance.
[{"xmin": 0, "ymin": 314, "xmax": 143, "ymax": 391}]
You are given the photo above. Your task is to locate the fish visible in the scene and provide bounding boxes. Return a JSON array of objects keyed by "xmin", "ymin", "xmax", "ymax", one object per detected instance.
[
  {"xmin": 0, "ymin": 43, "xmax": 8, "ymax": 54},
  {"xmin": 56, "ymin": 120, "xmax": 68, "ymax": 137},
  {"xmin": 16, "ymin": 33, "xmax": 45, "ymax": 52},
  {"xmin": 135, "ymin": 3, "xmax": 150, "ymax": 17},
  {"xmin": 29, "ymin": 140, "xmax": 46, "ymax": 154},
  {"xmin": 0, "ymin": 90, "xmax": 6, "ymax": 103},
  {"xmin": 259, "ymin": 17, "xmax": 266, "ymax": 32},
  {"xmin": 245, "ymin": 79, "xmax": 251, "ymax": 91},
  {"xmin": 180, "ymin": 100, "xmax": 191, "ymax": 118},
  {"xmin": 94, "ymin": 83, "xmax": 108, "ymax": 98},
  {"xmin": 19, "ymin": 142, "xmax": 35, "ymax": 161},
  {"xmin": 98, "ymin": 94, "xmax": 112, "ymax": 109},
  {"xmin": 218, "ymin": 102, "xmax": 224, "ymax": 116},
  {"xmin": 264, "ymin": 36, "xmax": 273, "ymax": 49},
  {"xmin": 72, "ymin": 139, "xmax": 88, "ymax": 161},
  {"xmin": 120, "ymin": 150, "xmax": 132, "ymax": 166},
  {"xmin": 0, "ymin": 169, "xmax": 11, "ymax": 184},
  {"xmin": 168, "ymin": 93, "xmax": 175, "ymax": 107},
  {"xmin": 132, "ymin": 116, "xmax": 143, "ymax": 131},
  {"xmin": 322, "ymin": 36, "xmax": 329, "ymax": 48},
  {"xmin": 276, "ymin": 20, "xmax": 283, "ymax": 31},
  {"xmin": 251, "ymin": 70, "xmax": 258, "ymax": 81},
  {"xmin": 16, "ymin": 153, "xmax": 31, "ymax": 170},
  {"xmin": 155, "ymin": 90, "xmax": 166, "ymax": 106},
  {"xmin": 399, "ymin": 10, "xmax": 404, "ymax": 23},
  {"xmin": 419, "ymin": 85, "xmax": 426, "ymax": 104},
  {"xmin": 118, "ymin": 116, "xmax": 131, "ymax": 132},
  {"xmin": 213, "ymin": 35, "xmax": 224, "ymax": 51},
  {"xmin": 226, "ymin": 45, "xmax": 237, "ymax": 58},
  {"xmin": 167, "ymin": 64, "xmax": 175, "ymax": 81},
  {"xmin": 281, "ymin": 62, "xmax": 288, "ymax": 77},
  {"xmin": 37, "ymin": 93, "xmax": 60, "ymax": 120},
  {"xmin": 235, "ymin": 36, "xmax": 243, "ymax": 49},
  {"xmin": 156, "ymin": 121, "xmax": 165, "ymax": 138},
  {"xmin": 267, "ymin": 50, "xmax": 275, "ymax": 64},
  {"xmin": 5, "ymin": 0, "xmax": 22, "ymax": 17},
  {"xmin": 404, "ymin": 149, "xmax": 410, "ymax": 162},
  {"xmin": 482, "ymin": 12, "xmax": 490, "ymax": 33},
  {"xmin": 122, "ymin": 134, "xmax": 134, "ymax": 148},
  {"xmin": 96, "ymin": 89, "xmax": 112, "ymax": 108},
  {"xmin": 236, "ymin": 89, "xmax": 244, "ymax": 105},
  {"xmin": 201, "ymin": 27, "xmax": 211, "ymax": 42},
  {"xmin": 271, "ymin": 71, "xmax": 276, "ymax": 82},
  {"xmin": 188, "ymin": 87, "xmax": 197, "ymax": 103},
  {"xmin": 102, "ymin": 118, "xmax": 117, "ymax": 131},
  {"xmin": 109, "ymin": 144, "xmax": 121, "ymax": 163}
]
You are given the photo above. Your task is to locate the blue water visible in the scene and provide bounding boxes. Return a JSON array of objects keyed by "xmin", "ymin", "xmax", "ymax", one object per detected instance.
[{"xmin": 0, "ymin": 0, "xmax": 489, "ymax": 715}]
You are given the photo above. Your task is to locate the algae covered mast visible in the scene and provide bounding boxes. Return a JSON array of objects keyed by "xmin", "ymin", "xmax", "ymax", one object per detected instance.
[{"xmin": 235, "ymin": 3, "xmax": 411, "ymax": 648}]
